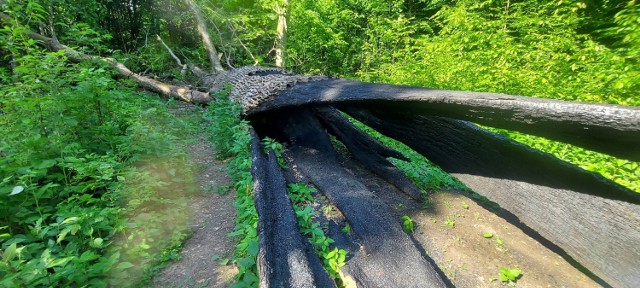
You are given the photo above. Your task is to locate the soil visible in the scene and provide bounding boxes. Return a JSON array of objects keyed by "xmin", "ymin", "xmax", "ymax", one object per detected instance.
[
  {"xmin": 343, "ymin": 157, "xmax": 600, "ymax": 288},
  {"xmin": 151, "ymin": 104, "xmax": 237, "ymax": 288}
]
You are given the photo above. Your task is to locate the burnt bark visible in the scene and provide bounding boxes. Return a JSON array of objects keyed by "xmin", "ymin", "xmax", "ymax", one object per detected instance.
[
  {"xmin": 313, "ymin": 106, "xmax": 423, "ymax": 201},
  {"xmin": 253, "ymin": 79, "xmax": 640, "ymax": 161},
  {"xmin": 250, "ymin": 130, "xmax": 335, "ymax": 288},
  {"xmin": 253, "ymin": 108, "xmax": 450, "ymax": 287},
  {"xmin": 343, "ymin": 108, "xmax": 640, "ymax": 288}
]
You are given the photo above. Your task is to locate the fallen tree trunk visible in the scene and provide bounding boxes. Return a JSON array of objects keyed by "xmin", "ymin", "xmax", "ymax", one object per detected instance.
[
  {"xmin": 251, "ymin": 79, "xmax": 640, "ymax": 161},
  {"xmin": 342, "ymin": 108, "xmax": 640, "ymax": 288},
  {"xmin": 252, "ymin": 108, "xmax": 450, "ymax": 287},
  {"xmin": 313, "ymin": 106, "xmax": 423, "ymax": 201},
  {"xmin": 250, "ymin": 130, "xmax": 335, "ymax": 288}
]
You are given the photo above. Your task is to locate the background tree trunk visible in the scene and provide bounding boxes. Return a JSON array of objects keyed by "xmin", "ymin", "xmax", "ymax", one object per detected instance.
[
  {"xmin": 275, "ymin": 0, "xmax": 288, "ymax": 68},
  {"xmin": 183, "ymin": 0, "xmax": 225, "ymax": 73}
]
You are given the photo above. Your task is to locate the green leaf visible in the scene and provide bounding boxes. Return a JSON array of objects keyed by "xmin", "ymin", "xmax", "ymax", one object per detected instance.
[
  {"xmin": 325, "ymin": 248, "xmax": 337, "ymax": 259},
  {"xmin": 247, "ymin": 240, "xmax": 259, "ymax": 257},
  {"xmin": 38, "ymin": 159, "xmax": 57, "ymax": 169},
  {"xmin": 483, "ymin": 233, "xmax": 493, "ymax": 238},
  {"xmin": 79, "ymin": 251, "xmax": 99, "ymax": 262},
  {"xmin": 57, "ymin": 227, "xmax": 71, "ymax": 244},
  {"xmin": 9, "ymin": 186, "xmax": 24, "ymax": 196},
  {"xmin": 116, "ymin": 262, "xmax": 135, "ymax": 270},
  {"xmin": 236, "ymin": 257, "xmax": 255, "ymax": 268},
  {"xmin": 61, "ymin": 217, "xmax": 79, "ymax": 225},
  {"xmin": 2, "ymin": 243, "xmax": 19, "ymax": 262},
  {"xmin": 46, "ymin": 256, "xmax": 72, "ymax": 268},
  {"xmin": 508, "ymin": 268, "xmax": 521, "ymax": 279},
  {"xmin": 499, "ymin": 272, "xmax": 509, "ymax": 282}
]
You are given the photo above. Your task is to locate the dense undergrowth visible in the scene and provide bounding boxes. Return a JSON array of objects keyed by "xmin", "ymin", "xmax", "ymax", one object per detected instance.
[{"xmin": 0, "ymin": 50, "xmax": 201, "ymax": 286}]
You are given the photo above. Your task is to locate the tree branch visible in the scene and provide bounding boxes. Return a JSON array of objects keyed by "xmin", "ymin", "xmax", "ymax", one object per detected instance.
[
  {"xmin": 156, "ymin": 34, "xmax": 206, "ymax": 78},
  {"xmin": 0, "ymin": 12, "xmax": 211, "ymax": 104},
  {"xmin": 183, "ymin": 0, "xmax": 224, "ymax": 73}
]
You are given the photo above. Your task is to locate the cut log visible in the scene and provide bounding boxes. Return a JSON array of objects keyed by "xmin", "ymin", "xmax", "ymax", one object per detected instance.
[
  {"xmin": 313, "ymin": 106, "xmax": 422, "ymax": 201},
  {"xmin": 251, "ymin": 79, "xmax": 640, "ymax": 161},
  {"xmin": 254, "ymin": 108, "xmax": 450, "ymax": 287},
  {"xmin": 249, "ymin": 130, "xmax": 335, "ymax": 288},
  {"xmin": 343, "ymin": 108, "xmax": 640, "ymax": 288}
]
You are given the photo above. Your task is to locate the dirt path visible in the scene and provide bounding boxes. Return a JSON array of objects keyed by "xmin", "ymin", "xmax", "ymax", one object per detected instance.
[
  {"xmin": 151, "ymin": 104, "xmax": 237, "ymax": 288},
  {"xmin": 343, "ymin": 158, "xmax": 600, "ymax": 288}
]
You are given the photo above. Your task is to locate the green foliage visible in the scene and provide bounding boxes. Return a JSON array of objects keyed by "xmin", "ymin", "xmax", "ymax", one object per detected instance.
[
  {"xmin": 287, "ymin": 0, "xmax": 639, "ymax": 193},
  {"xmin": 206, "ymin": 89, "xmax": 258, "ymax": 287},
  {"xmin": 346, "ymin": 114, "xmax": 467, "ymax": 196},
  {"xmin": 498, "ymin": 267, "xmax": 522, "ymax": 285},
  {"xmin": 262, "ymin": 137, "xmax": 287, "ymax": 168},
  {"xmin": 0, "ymin": 46, "xmax": 199, "ymax": 286},
  {"xmin": 287, "ymin": 183, "xmax": 347, "ymax": 283},
  {"xmin": 444, "ymin": 218, "xmax": 455, "ymax": 228},
  {"xmin": 341, "ymin": 223, "xmax": 351, "ymax": 235},
  {"xmin": 207, "ymin": 84, "xmax": 241, "ymax": 159},
  {"xmin": 402, "ymin": 215, "xmax": 414, "ymax": 234}
]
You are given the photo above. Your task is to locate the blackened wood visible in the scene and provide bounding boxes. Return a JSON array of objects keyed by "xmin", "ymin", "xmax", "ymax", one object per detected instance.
[
  {"xmin": 251, "ymin": 79, "xmax": 640, "ymax": 161},
  {"xmin": 263, "ymin": 108, "xmax": 450, "ymax": 287},
  {"xmin": 313, "ymin": 106, "xmax": 422, "ymax": 200},
  {"xmin": 343, "ymin": 109, "xmax": 640, "ymax": 288},
  {"xmin": 250, "ymin": 130, "xmax": 335, "ymax": 288}
]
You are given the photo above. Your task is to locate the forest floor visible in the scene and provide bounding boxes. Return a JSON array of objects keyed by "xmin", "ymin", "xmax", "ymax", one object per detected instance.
[
  {"xmin": 149, "ymin": 102, "xmax": 600, "ymax": 288},
  {"xmin": 339, "ymin": 155, "xmax": 601, "ymax": 288},
  {"xmin": 151, "ymin": 103, "xmax": 236, "ymax": 288}
]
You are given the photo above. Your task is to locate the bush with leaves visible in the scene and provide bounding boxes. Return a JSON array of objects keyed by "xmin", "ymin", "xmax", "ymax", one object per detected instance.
[{"xmin": 0, "ymin": 40, "xmax": 199, "ymax": 286}]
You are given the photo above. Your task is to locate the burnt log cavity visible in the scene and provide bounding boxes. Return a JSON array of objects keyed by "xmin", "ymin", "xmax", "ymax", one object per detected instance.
[
  {"xmin": 341, "ymin": 108, "xmax": 640, "ymax": 288},
  {"xmin": 250, "ymin": 130, "xmax": 335, "ymax": 287},
  {"xmin": 243, "ymin": 77, "xmax": 640, "ymax": 288},
  {"xmin": 251, "ymin": 108, "xmax": 451, "ymax": 287}
]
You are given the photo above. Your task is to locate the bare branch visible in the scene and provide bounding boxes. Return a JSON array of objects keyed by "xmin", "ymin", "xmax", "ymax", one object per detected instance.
[
  {"xmin": 183, "ymin": 0, "xmax": 224, "ymax": 72},
  {"xmin": 156, "ymin": 34, "xmax": 208, "ymax": 78},
  {"xmin": 156, "ymin": 35, "xmax": 186, "ymax": 73},
  {"xmin": 228, "ymin": 22, "xmax": 259, "ymax": 66},
  {"xmin": 0, "ymin": 12, "xmax": 211, "ymax": 104}
]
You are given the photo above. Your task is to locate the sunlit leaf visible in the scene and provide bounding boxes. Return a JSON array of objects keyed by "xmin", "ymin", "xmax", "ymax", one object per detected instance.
[{"xmin": 10, "ymin": 186, "xmax": 24, "ymax": 196}]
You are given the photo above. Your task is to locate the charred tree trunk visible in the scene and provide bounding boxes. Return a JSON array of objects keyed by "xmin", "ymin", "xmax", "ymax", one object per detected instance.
[
  {"xmin": 252, "ymin": 79, "xmax": 640, "ymax": 161},
  {"xmin": 342, "ymin": 108, "xmax": 640, "ymax": 288},
  {"xmin": 252, "ymin": 108, "xmax": 450, "ymax": 287},
  {"xmin": 250, "ymin": 130, "xmax": 335, "ymax": 288}
]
